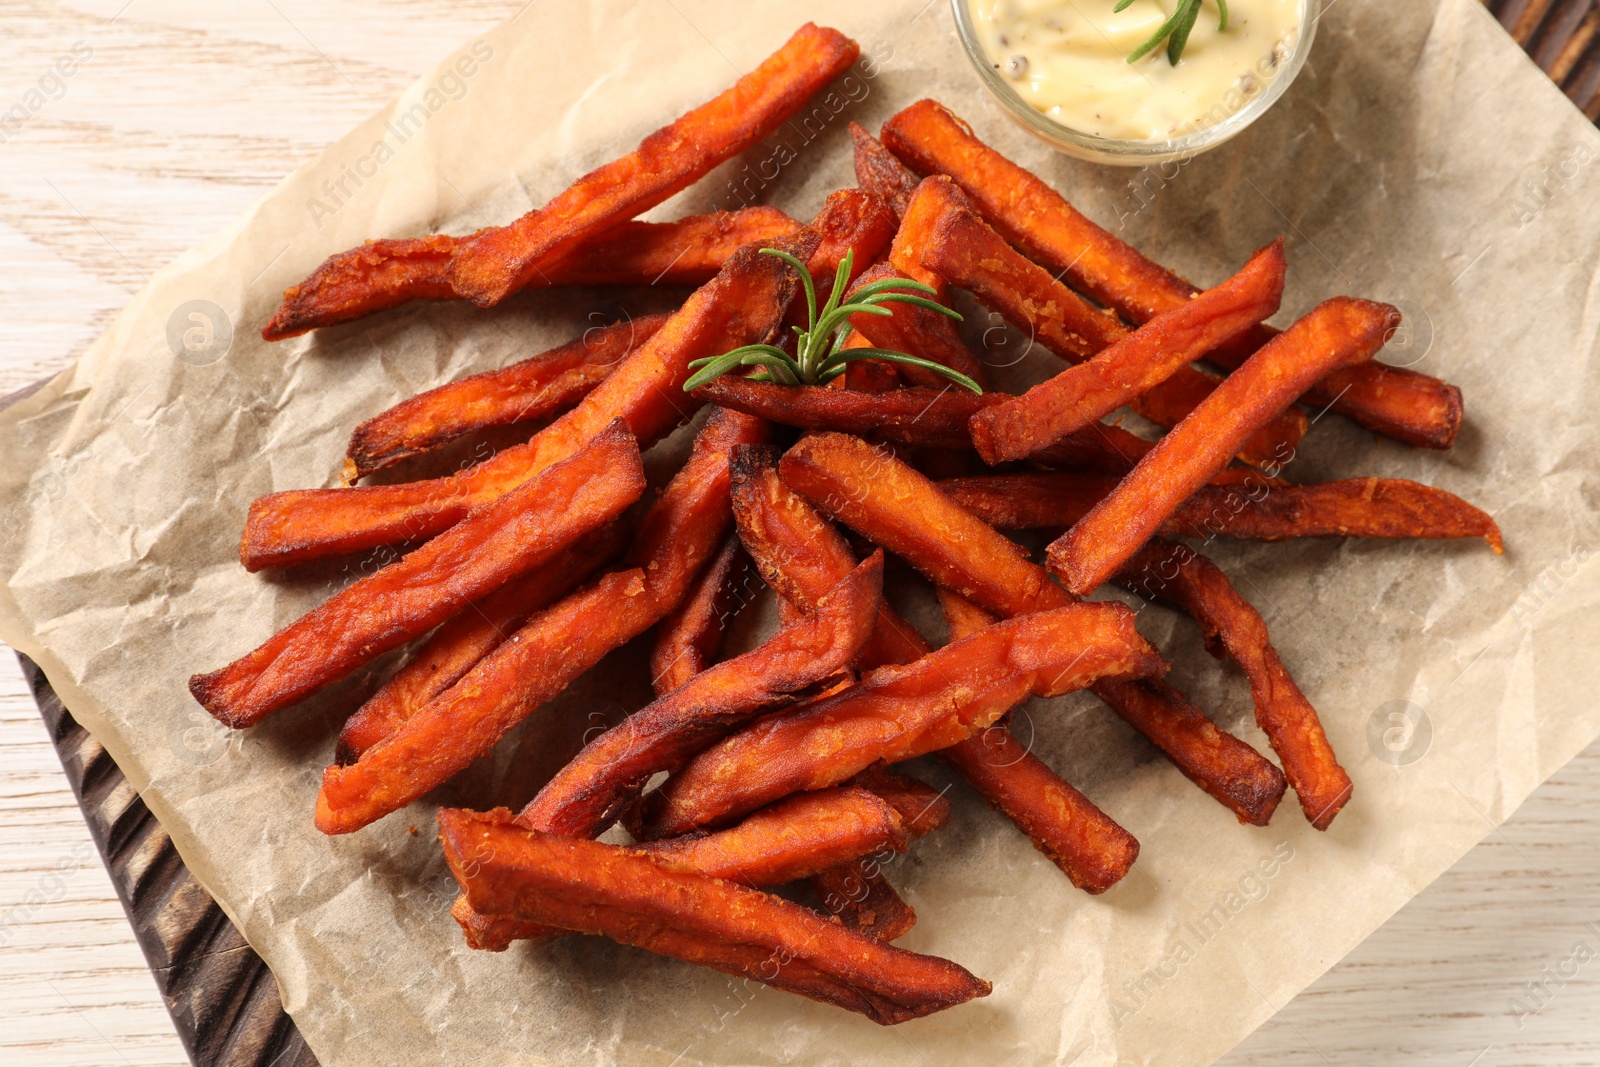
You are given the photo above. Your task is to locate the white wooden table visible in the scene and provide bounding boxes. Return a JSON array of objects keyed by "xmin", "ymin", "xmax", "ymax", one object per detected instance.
[{"xmin": 1, "ymin": 3, "xmax": 1596, "ymax": 1064}]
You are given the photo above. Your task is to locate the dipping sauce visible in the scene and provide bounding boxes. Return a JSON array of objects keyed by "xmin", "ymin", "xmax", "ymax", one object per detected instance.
[{"xmin": 966, "ymin": 0, "xmax": 1303, "ymax": 141}]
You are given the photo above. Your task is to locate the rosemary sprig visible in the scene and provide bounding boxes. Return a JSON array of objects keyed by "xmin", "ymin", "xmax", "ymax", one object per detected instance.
[
  {"xmin": 1116, "ymin": 0, "xmax": 1228, "ymax": 66},
  {"xmin": 682, "ymin": 248, "xmax": 982, "ymax": 393}
]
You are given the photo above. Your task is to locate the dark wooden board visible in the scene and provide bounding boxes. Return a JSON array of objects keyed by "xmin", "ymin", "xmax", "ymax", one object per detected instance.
[
  {"xmin": 10, "ymin": 6, "xmax": 1593, "ymax": 1064},
  {"xmin": 21, "ymin": 654, "xmax": 319, "ymax": 1067},
  {"xmin": 1488, "ymin": 0, "xmax": 1600, "ymax": 121}
]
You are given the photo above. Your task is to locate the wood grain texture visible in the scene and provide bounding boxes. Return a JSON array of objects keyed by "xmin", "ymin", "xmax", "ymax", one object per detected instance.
[
  {"xmin": 17, "ymin": 655, "xmax": 318, "ymax": 1067},
  {"xmin": 0, "ymin": 2, "xmax": 1596, "ymax": 1066},
  {"xmin": 1490, "ymin": 0, "xmax": 1600, "ymax": 118}
]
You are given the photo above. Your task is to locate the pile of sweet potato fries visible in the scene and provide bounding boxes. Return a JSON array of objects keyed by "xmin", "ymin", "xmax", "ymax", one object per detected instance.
[{"xmin": 189, "ymin": 23, "xmax": 1502, "ymax": 1024}]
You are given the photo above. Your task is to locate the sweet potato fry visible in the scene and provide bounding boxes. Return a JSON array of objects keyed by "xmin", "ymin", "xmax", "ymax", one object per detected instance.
[
  {"xmin": 939, "ymin": 472, "xmax": 1501, "ymax": 550},
  {"xmin": 335, "ymin": 522, "xmax": 629, "ymax": 763},
  {"xmin": 936, "ymin": 591, "xmax": 1139, "ymax": 893},
  {"xmin": 703, "ymin": 378, "xmax": 1277, "ymax": 490},
  {"xmin": 732, "ymin": 445, "xmax": 1093, "ymax": 923},
  {"xmin": 810, "ymin": 772, "xmax": 942, "ymax": 942},
  {"xmin": 461, "ymin": 555, "xmax": 887, "ymax": 950},
  {"xmin": 262, "ymin": 233, "xmax": 459, "ymax": 342},
  {"xmin": 839, "ymin": 329, "xmax": 905, "ymax": 392},
  {"xmin": 702, "ymin": 378, "xmax": 985, "ymax": 449},
  {"xmin": 462, "ymin": 784, "xmax": 913, "ymax": 951},
  {"xmin": 542, "ymin": 208, "xmax": 801, "ymax": 288},
  {"xmin": 1119, "ymin": 540, "xmax": 1352, "ymax": 829},
  {"xmin": 1049, "ymin": 298, "xmax": 1401, "ymax": 596},
  {"xmin": 912, "ymin": 178, "xmax": 1306, "ymax": 468},
  {"xmin": 844, "ymin": 261, "xmax": 990, "ymax": 389},
  {"xmin": 190, "ymin": 422, "xmax": 645, "ymax": 729},
  {"xmin": 851, "ymin": 123, "xmax": 919, "ymax": 219},
  {"xmin": 650, "ymin": 537, "xmax": 755, "ymax": 696},
  {"xmin": 969, "ymin": 241, "xmax": 1287, "ymax": 463},
  {"xmin": 779, "ymin": 432, "xmax": 1286, "ymax": 825},
  {"xmin": 850, "ymin": 765, "xmax": 951, "ymax": 837},
  {"xmin": 799, "ymin": 190, "xmax": 898, "ymax": 312},
  {"xmin": 637, "ymin": 601, "xmax": 1162, "ymax": 839},
  {"xmin": 240, "ymin": 230, "xmax": 816, "ymax": 571},
  {"xmin": 1163, "ymin": 476, "xmax": 1504, "ymax": 550},
  {"xmin": 438, "ymin": 810, "xmax": 990, "ymax": 1023},
  {"xmin": 519, "ymin": 553, "xmax": 883, "ymax": 840},
  {"xmin": 730, "ymin": 444, "xmax": 930, "ymax": 669},
  {"xmin": 445, "ymin": 25, "xmax": 860, "ymax": 306},
  {"xmin": 347, "ymin": 314, "xmax": 670, "ymax": 479},
  {"xmin": 642, "ymin": 787, "xmax": 909, "ymax": 886},
  {"xmin": 812, "ymin": 861, "xmax": 917, "ymax": 941},
  {"xmin": 839, "ymin": 171, "xmax": 995, "ymax": 391},
  {"xmin": 881, "ymin": 99, "xmax": 1462, "ymax": 448},
  {"xmin": 313, "ymin": 408, "xmax": 767, "ymax": 834},
  {"xmin": 261, "ymin": 208, "xmax": 799, "ymax": 341}
]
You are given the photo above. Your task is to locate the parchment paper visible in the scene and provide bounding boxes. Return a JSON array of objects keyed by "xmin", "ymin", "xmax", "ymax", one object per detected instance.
[{"xmin": 2, "ymin": 1, "xmax": 1598, "ymax": 1064}]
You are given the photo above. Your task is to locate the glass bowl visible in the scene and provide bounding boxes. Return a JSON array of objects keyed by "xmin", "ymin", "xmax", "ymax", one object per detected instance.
[{"xmin": 951, "ymin": 0, "xmax": 1319, "ymax": 166}]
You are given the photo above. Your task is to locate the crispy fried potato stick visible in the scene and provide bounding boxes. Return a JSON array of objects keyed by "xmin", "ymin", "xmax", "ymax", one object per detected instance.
[
  {"xmin": 438, "ymin": 810, "xmax": 991, "ymax": 1023},
  {"xmin": 637, "ymin": 600, "xmax": 1162, "ymax": 839},
  {"xmin": 335, "ymin": 522, "xmax": 629, "ymax": 763},
  {"xmin": 939, "ymin": 472, "xmax": 1502, "ymax": 550},
  {"xmin": 463, "ymin": 785, "xmax": 912, "ymax": 950},
  {"xmin": 844, "ymin": 261, "xmax": 990, "ymax": 389},
  {"xmin": 797, "ymin": 190, "xmax": 898, "ymax": 315},
  {"xmin": 521, "ymin": 554, "xmax": 884, "ymax": 840},
  {"xmin": 881, "ymin": 99, "xmax": 1462, "ymax": 448},
  {"xmin": 703, "ymin": 378, "xmax": 985, "ymax": 449},
  {"xmin": 313, "ymin": 409, "xmax": 766, "ymax": 834},
  {"xmin": 704, "ymin": 379, "xmax": 1275, "ymax": 487},
  {"xmin": 852, "ymin": 169, "xmax": 998, "ymax": 390},
  {"xmin": 840, "ymin": 329, "xmax": 906, "ymax": 392},
  {"xmin": 911, "ymin": 178, "xmax": 1306, "ymax": 468},
  {"xmin": 1049, "ymin": 299, "xmax": 1401, "ymax": 596},
  {"xmin": 241, "ymin": 230, "xmax": 816, "ymax": 571},
  {"xmin": 261, "ymin": 208, "xmax": 799, "ymax": 340},
  {"xmin": 641, "ymin": 787, "xmax": 909, "ymax": 886},
  {"xmin": 812, "ymin": 861, "xmax": 917, "ymax": 941},
  {"xmin": 850, "ymin": 765, "xmax": 952, "ymax": 837},
  {"xmin": 1119, "ymin": 540, "xmax": 1352, "ymax": 829},
  {"xmin": 779, "ymin": 432, "xmax": 1286, "ymax": 825},
  {"xmin": 346, "ymin": 314, "xmax": 671, "ymax": 479},
  {"xmin": 969, "ymin": 241, "xmax": 1287, "ymax": 463},
  {"xmin": 190, "ymin": 422, "xmax": 645, "ymax": 729},
  {"xmin": 728, "ymin": 443, "xmax": 959, "ymax": 936},
  {"xmin": 935, "ymin": 591, "xmax": 1139, "ymax": 893},
  {"xmin": 730, "ymin": 444, "xmax": 930, "ymax": 668},
  {"xmin": 467, "ymin": 556, "xmax": 902, "ymax": 947},
  {"xmin": 810, "ymin": 767, "xmax": 949, "ymax": 941},
  {"xmin": 456, "ymin": 555, "xmax": 885, "ymax": 949},
  {"xmin": 851, "ymin": 123, "xmax": 919, "ymax": 219},
  {"xmin": 727, "ymin": 443, "xmax": 930, "ymax": 937},
  {"xmin": 445, "ymin": 25, "xmax": 860, "ymax": 306},
  {"xmin": 650, "ymin": 537, "xmax": 755, "ymax": 696}
]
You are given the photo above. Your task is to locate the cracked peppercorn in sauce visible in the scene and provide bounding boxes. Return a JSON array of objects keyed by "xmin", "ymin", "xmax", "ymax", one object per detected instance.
[{"xmin": 967, "ymin": 0, "xmax": 1303, "ymax": 140}]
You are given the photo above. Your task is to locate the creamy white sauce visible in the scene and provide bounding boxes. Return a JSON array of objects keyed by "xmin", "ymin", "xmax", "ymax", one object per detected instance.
[{"xmin": 968, "ymin": 0, "xmax": 1302, "ymax": 141}]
